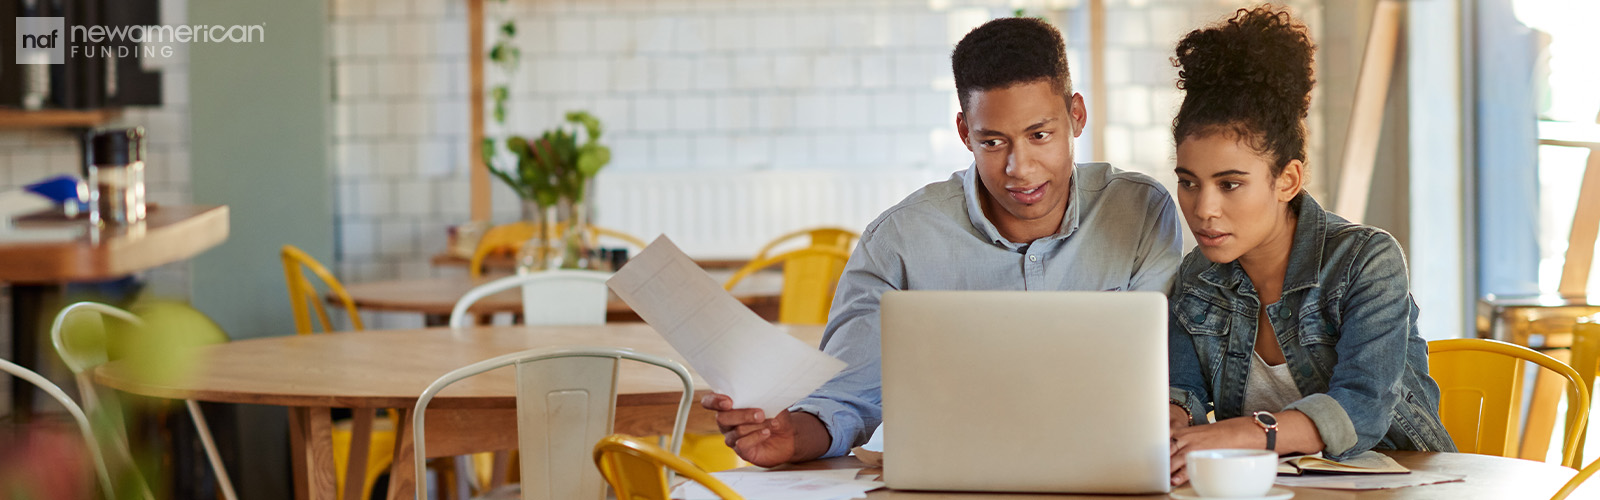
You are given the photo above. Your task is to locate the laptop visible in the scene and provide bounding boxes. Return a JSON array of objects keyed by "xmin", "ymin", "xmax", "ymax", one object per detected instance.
[{"xmin": 879, "ymin": 290, "xmax": 1171, "ymax": 494}]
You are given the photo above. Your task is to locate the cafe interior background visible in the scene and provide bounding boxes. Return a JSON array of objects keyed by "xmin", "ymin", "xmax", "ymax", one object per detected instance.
[{"xmin": 0, "ymin": 0, "xmax": 1597, "ymax": 498}]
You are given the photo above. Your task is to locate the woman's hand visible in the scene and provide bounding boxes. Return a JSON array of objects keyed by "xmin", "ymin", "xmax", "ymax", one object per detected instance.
[
  {"xmin": 1169, "ymin": 403, "xmax": 1192, "ymax": 434},
  {"xmin": 1168, "ymin": 416, "xmax": 1269, "ymax": 486}
]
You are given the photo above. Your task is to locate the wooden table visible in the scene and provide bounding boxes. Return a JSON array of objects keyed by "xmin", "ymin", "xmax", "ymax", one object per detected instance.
[
  {"xmin": 2, "ymin": 204, "xmax": 229, "ymax": 418},
  {"xmin": 92, "ymin": 323, "xmax": 825, "ymax": 500},
  {"xmin": 338, "ymin": 273, "xmax": 783, "ymax": 325},
  {"xmin": 782, "ymin": 450, "xmax": 1578, "ymax": 499}
]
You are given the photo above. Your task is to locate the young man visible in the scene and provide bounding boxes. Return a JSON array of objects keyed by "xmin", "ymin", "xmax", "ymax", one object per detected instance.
[{"xmin": 703, "ymin": 16, "xmax": 1183, "ymax": 466}]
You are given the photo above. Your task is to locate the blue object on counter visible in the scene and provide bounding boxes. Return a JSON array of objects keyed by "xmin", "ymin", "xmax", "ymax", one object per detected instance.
[
  {"xmin": 24, "ymin": 175, "xmax": 85, "ymax": 203},
  {"xmin": 24, "ymin": 175, "xmax": 88, "ymax": 214}
]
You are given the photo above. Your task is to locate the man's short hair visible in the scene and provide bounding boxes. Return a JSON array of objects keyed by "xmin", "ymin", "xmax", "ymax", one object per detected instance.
[{"xmin": 951, "ymin": 17, "xmax": 1074, "ymax": 113}]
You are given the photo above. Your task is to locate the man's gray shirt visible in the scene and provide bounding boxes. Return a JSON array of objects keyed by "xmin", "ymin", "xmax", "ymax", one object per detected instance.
[{"xmin": 790, "ymin": 162, "xmax": 1183, "ymax": 458}]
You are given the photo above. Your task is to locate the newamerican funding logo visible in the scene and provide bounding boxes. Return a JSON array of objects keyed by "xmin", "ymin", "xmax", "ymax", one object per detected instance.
[{"xmin": 16, "ymin": 17, "xmax": 265, "ymax": 64}]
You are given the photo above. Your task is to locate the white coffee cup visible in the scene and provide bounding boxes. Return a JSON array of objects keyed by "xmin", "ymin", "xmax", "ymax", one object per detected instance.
[{"xmin": 1186, "ymin": 449, "xmax": 1277, "ymax": 498}]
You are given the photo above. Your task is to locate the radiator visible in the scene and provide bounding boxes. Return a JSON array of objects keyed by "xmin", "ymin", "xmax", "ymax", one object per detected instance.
[{"xmin": 592, "ymin": 169, "xmax": 952, "ymax": 259}]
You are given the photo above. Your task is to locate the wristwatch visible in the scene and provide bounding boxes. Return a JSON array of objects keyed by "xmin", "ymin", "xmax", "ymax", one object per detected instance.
[{"xmin": 1253, "ymin": 411, "xmax": 1278, "ymax": 451}]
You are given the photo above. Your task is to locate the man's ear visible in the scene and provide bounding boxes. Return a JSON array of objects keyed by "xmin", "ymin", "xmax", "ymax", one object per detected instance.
[
  {"xmin": 1069, "ymin": 93, "xmax": 1087, "ymax": 138},
  {"xmin": 1276, "ymin": 159, "xmax": 1305, "ymax": 202},
  {"xmin": 956, "ymin": 111, "xmax": 974, "ymax": 152}
]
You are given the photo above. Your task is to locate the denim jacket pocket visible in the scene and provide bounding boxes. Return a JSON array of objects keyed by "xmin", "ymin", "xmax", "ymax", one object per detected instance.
[{"xmin": 1176, "ymin": 294, "xmax": 1229, "ymax": 337}]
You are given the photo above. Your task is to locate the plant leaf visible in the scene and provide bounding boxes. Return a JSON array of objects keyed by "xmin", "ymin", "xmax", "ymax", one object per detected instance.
[
  {"xmin": 480, "ymin": 137, "xmax": 496, "ymax": 166},
  {"xmin": 501, "ymin": 21, "xmax": 516, "ymax": 38},
  {"xmin": 576, "ymin": 144, "xmax": 610, "ymax": 178},
  {"xmin": 566, "ymin": 111, "xmax": 603, "ymax": 142}
]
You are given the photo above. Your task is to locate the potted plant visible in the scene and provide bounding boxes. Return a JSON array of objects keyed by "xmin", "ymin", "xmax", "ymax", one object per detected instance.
[{"xmin": 482, "ymin": 111, "xmax": 612, "ymax": 270}]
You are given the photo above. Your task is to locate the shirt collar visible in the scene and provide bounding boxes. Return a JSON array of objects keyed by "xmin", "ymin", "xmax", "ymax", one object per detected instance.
[
  {"xmin": 1196, "ymin": 192, "xmax": 1325, "ymax": 294},
  {"xmin": 960, "ymin": 164, "xmax": 1081, "ymax": 250}
]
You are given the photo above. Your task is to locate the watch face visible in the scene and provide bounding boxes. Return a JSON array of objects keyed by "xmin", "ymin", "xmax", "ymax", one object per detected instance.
[{"xmin": 1257, "ymin": 413, "xmax": 1277, "ymax": 426}]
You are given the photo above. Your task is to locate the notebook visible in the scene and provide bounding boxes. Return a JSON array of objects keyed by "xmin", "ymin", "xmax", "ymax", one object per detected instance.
[{"xmin": 1278, "ymin": 451, "xmax": 1410, "ymax": 475}]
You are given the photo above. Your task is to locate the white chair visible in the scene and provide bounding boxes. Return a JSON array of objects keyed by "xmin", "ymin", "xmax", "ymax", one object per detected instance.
[
  {"xmin": 49, "ymin": 301, "xmax": 239, "ymax": 500},
  {"xmin": 447, "ymin": 270, "xmax": 615, "ymax": 496},
  {"xmin": 412, "ymin": 346, "xmax": 695, "ymax": 500},
  {"xmin": 448, "ymin": 269, "xmax": 614, "ymax": 329},
  {"xmin": 0, "ymin": 357, "xmax": 117, "ymax": 499}
]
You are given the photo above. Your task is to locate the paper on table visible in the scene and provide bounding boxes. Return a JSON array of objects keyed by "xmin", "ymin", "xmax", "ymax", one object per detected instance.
[
  {"xmin": 607, "ymin": 236, "xmax": 848, "ymax": 416},
  {"xmin": 1275, "ymin": 470, "xmax": 1464, "ymax": 490},
  {"xmin": 674, "ymin": 469, "xmax": 884, "ymax": 500}
]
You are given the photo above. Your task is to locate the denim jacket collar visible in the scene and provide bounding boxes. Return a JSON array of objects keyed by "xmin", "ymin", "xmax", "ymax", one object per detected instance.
[
  {"xmin": 961, "ymin": 164, "xmax": 1081, "ymax": 251},
  {"xmin": 1194, "ymin": 193, "xmax": 1326, "ymax": 297}
]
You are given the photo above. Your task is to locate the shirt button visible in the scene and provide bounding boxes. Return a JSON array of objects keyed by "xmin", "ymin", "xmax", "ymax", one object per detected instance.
[
  {"xmin": 1192, "ymin": 314, "xmax": 1206, "ymax": 323},
  {"xmin": 1028, "ymin": 255, "xmax": 1038, "ymax": 262},
  {"xmin": 1275, "ymin": 308, "xmax": 1291, "ymax": 320}
]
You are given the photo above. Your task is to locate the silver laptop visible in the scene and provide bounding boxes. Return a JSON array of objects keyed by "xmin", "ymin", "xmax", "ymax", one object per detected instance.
[{"xmin": 880, "ymin": 290, "xmax": 1171, "ymax": 494}]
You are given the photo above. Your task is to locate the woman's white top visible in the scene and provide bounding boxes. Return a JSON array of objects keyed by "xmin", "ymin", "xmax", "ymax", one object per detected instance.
[{"xmin": 1241, "ymin": 350, "xmax": 1303, "ymax": 414}]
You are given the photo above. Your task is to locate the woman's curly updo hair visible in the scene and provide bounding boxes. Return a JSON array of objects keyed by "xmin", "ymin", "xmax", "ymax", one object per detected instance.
[{"xmin": 1173, "ymin": 6, "xmax": 1315, "ymax": 177}]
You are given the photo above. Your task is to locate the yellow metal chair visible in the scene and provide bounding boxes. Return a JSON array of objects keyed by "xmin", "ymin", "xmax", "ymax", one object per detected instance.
[
  {"xmin": 1566, "ymin": 315, "xmax": 1600, "ymax": 466},
  {"xmin": 1555, "ymin": 455, "xmax": 1600, "ymax": 500},
  {"xmin": 281, "ymin": 244, "xmax": 366, "ymax": 334},
  {"xmin": 469, "ymin": 223, "xmax": 648, "ymax": 278},
  {"xmin": 279, "ymin": 244, "xmax": 393, "ymax": 500},
  {"xmin": 751, "ymin": 227, "xmax": 859, "ymax": 259},
  {"xmin": 593, "ymin": 434, "xmax": 744, "ymax": 500},
  {"xmin": 1429, "ymin": 338, "xmax": 1591, "ymax": 468},
  {"xmin": 724, "ymin": 246, "xmax": 854, "ymax": 325}
]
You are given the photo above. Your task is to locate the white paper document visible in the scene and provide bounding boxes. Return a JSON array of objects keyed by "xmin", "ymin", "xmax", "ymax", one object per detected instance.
[
  {"xmin": 1275, "ymin": 470, "xmax": 1464, "ymax": 490},
  {"xmin": 673, "ymin": 469, "xmax": 885, "ymax": 500},
  {"xmin": 607, "ymin": 236, "xmax": 848, "ymax": 416}
]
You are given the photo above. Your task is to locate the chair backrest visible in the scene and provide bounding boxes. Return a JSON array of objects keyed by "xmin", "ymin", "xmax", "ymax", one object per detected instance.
[
  {"xmin": 470, "ymin": 222, "xmax": 541, "ymax": 279},
  {"xmin": 723, "ymin": 246, "xmax": 853, "ymax": 325},
  {"xmin": 0, "ymin": 358, "xmax": 116, "ymax": 499},
  {"xmin": 750, "ymin": 227, "xmax": 859, "ymax": 262},
  {"xmin": 591, "ymin": 225, "xmax": 648, "ymax": 250},
  {"xmin": 1429, "ymin": 338, "xmax": 1591, "ymax": 467},
  {"xmin": 1556, "ymin": 455, "xmax": 1600, "ymax": 500},
  {"xmin": 50, "ymin": 301, "xmax": 238, "ymax": 500},
  {"xmin": 593, "ymin": 434, "xmax": 743, "ymax": 500},
  {"xmin": 448, "ymin": 270, "xmax": 613, "ymax": 329},
  {"xmin": 281, "ymin": 244, "xmax": 365, "ymax": 334},
  {"xmin": 1571, "ymin": 316, "xmax": 1600, "ymax": 464},
  {"xmin": 470, "ymin": 223, "xmax": 647, "ymax": 278},
  {"xmin": 412, "ymin": 346, "xmax": 696, "ymax": 500}
]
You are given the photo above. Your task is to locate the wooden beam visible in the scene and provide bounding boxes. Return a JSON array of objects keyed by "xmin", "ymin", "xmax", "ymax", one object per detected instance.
[
  {"xmin": 1088, "ymin": 0, "xmax": 1106, "ymax": 161},
  {"xmin": 1558, "ymin": 112, "xmax": 1600, "ymax": 294},
  {"xmin": 468, "ymin": 0, "xmax": 490, "ymax": 222},
  {"xmin": 1333, "ymin": 0, "xmax": 1404, "ymax": 223}
]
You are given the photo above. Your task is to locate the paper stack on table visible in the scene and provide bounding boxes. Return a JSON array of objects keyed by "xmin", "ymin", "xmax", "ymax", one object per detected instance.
[
  {"xmin": 607, "ymin": 236, "xmax": 848, "ymax": 416},
  {"xmin": 673, "ymin": 469, "xmax": 885, "ymax": 500}
]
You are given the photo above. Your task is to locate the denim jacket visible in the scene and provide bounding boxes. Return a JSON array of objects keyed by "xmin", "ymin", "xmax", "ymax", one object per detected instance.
[{"xmin": 1168, "ymin": 193, "xmax": 1456, "ymax": 460}]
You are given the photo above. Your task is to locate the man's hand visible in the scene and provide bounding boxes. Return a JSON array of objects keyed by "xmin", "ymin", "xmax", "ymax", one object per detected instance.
[{"xmin": 702, "ymin": 393, "xmax": 802, "ymax": 467}]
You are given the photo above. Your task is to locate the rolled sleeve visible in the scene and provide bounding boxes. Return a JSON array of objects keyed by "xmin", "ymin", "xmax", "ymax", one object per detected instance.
[
  {"xmin": 1284, "ymin": 392, "xmax": 1358, "ymax": 456},
  {"xmin": 1307, "ymin": 233, "xmax": 1417, "ymax": 460},
  {"xmin": 790, "ymin": 392, "xmax": 871, "ymax": 458}
]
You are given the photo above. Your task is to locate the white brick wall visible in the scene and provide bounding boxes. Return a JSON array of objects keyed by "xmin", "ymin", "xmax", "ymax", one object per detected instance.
[{"xmin": 326, "ymin": 0, "xmax": 1329, "ymax": 328}]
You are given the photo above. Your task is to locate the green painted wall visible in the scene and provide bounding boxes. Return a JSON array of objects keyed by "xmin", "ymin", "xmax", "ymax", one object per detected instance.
[{"xmin": 188, "ymin": 1, "xmax": 329, "ymax": 497}]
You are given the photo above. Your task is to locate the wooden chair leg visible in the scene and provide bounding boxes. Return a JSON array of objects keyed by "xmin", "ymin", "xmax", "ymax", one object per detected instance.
[{"xmin": 345, "ymin": 409, "xmax": 374, "ymax": 500}]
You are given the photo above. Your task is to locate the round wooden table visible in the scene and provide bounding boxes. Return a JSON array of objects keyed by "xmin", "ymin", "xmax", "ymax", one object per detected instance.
[
  {"xmin": 337, "ymin": 273, "xmax": 783, "ymax": 325},
  {"xmin": 93, "ymin": 324, "xmax": 825, "ymax": 500},
  {"xmin": 783, "ymin": 451, "xmax": 1580, "ymax": 499}
]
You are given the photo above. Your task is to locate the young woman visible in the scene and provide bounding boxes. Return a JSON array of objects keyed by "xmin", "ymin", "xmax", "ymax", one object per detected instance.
[{"xmin": 1164, "ymin": 6, "xmax": 1455, "ymax": 485}]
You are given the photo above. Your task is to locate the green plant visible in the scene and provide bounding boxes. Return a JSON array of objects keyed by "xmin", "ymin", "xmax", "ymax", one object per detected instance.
[
  {"xmin": 483, "ymin": 111, "xmax": 611, "ymax": 207},
  {"xmin": 488, "ymin": 1, "xmax": 519, "ymax": 124}
]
